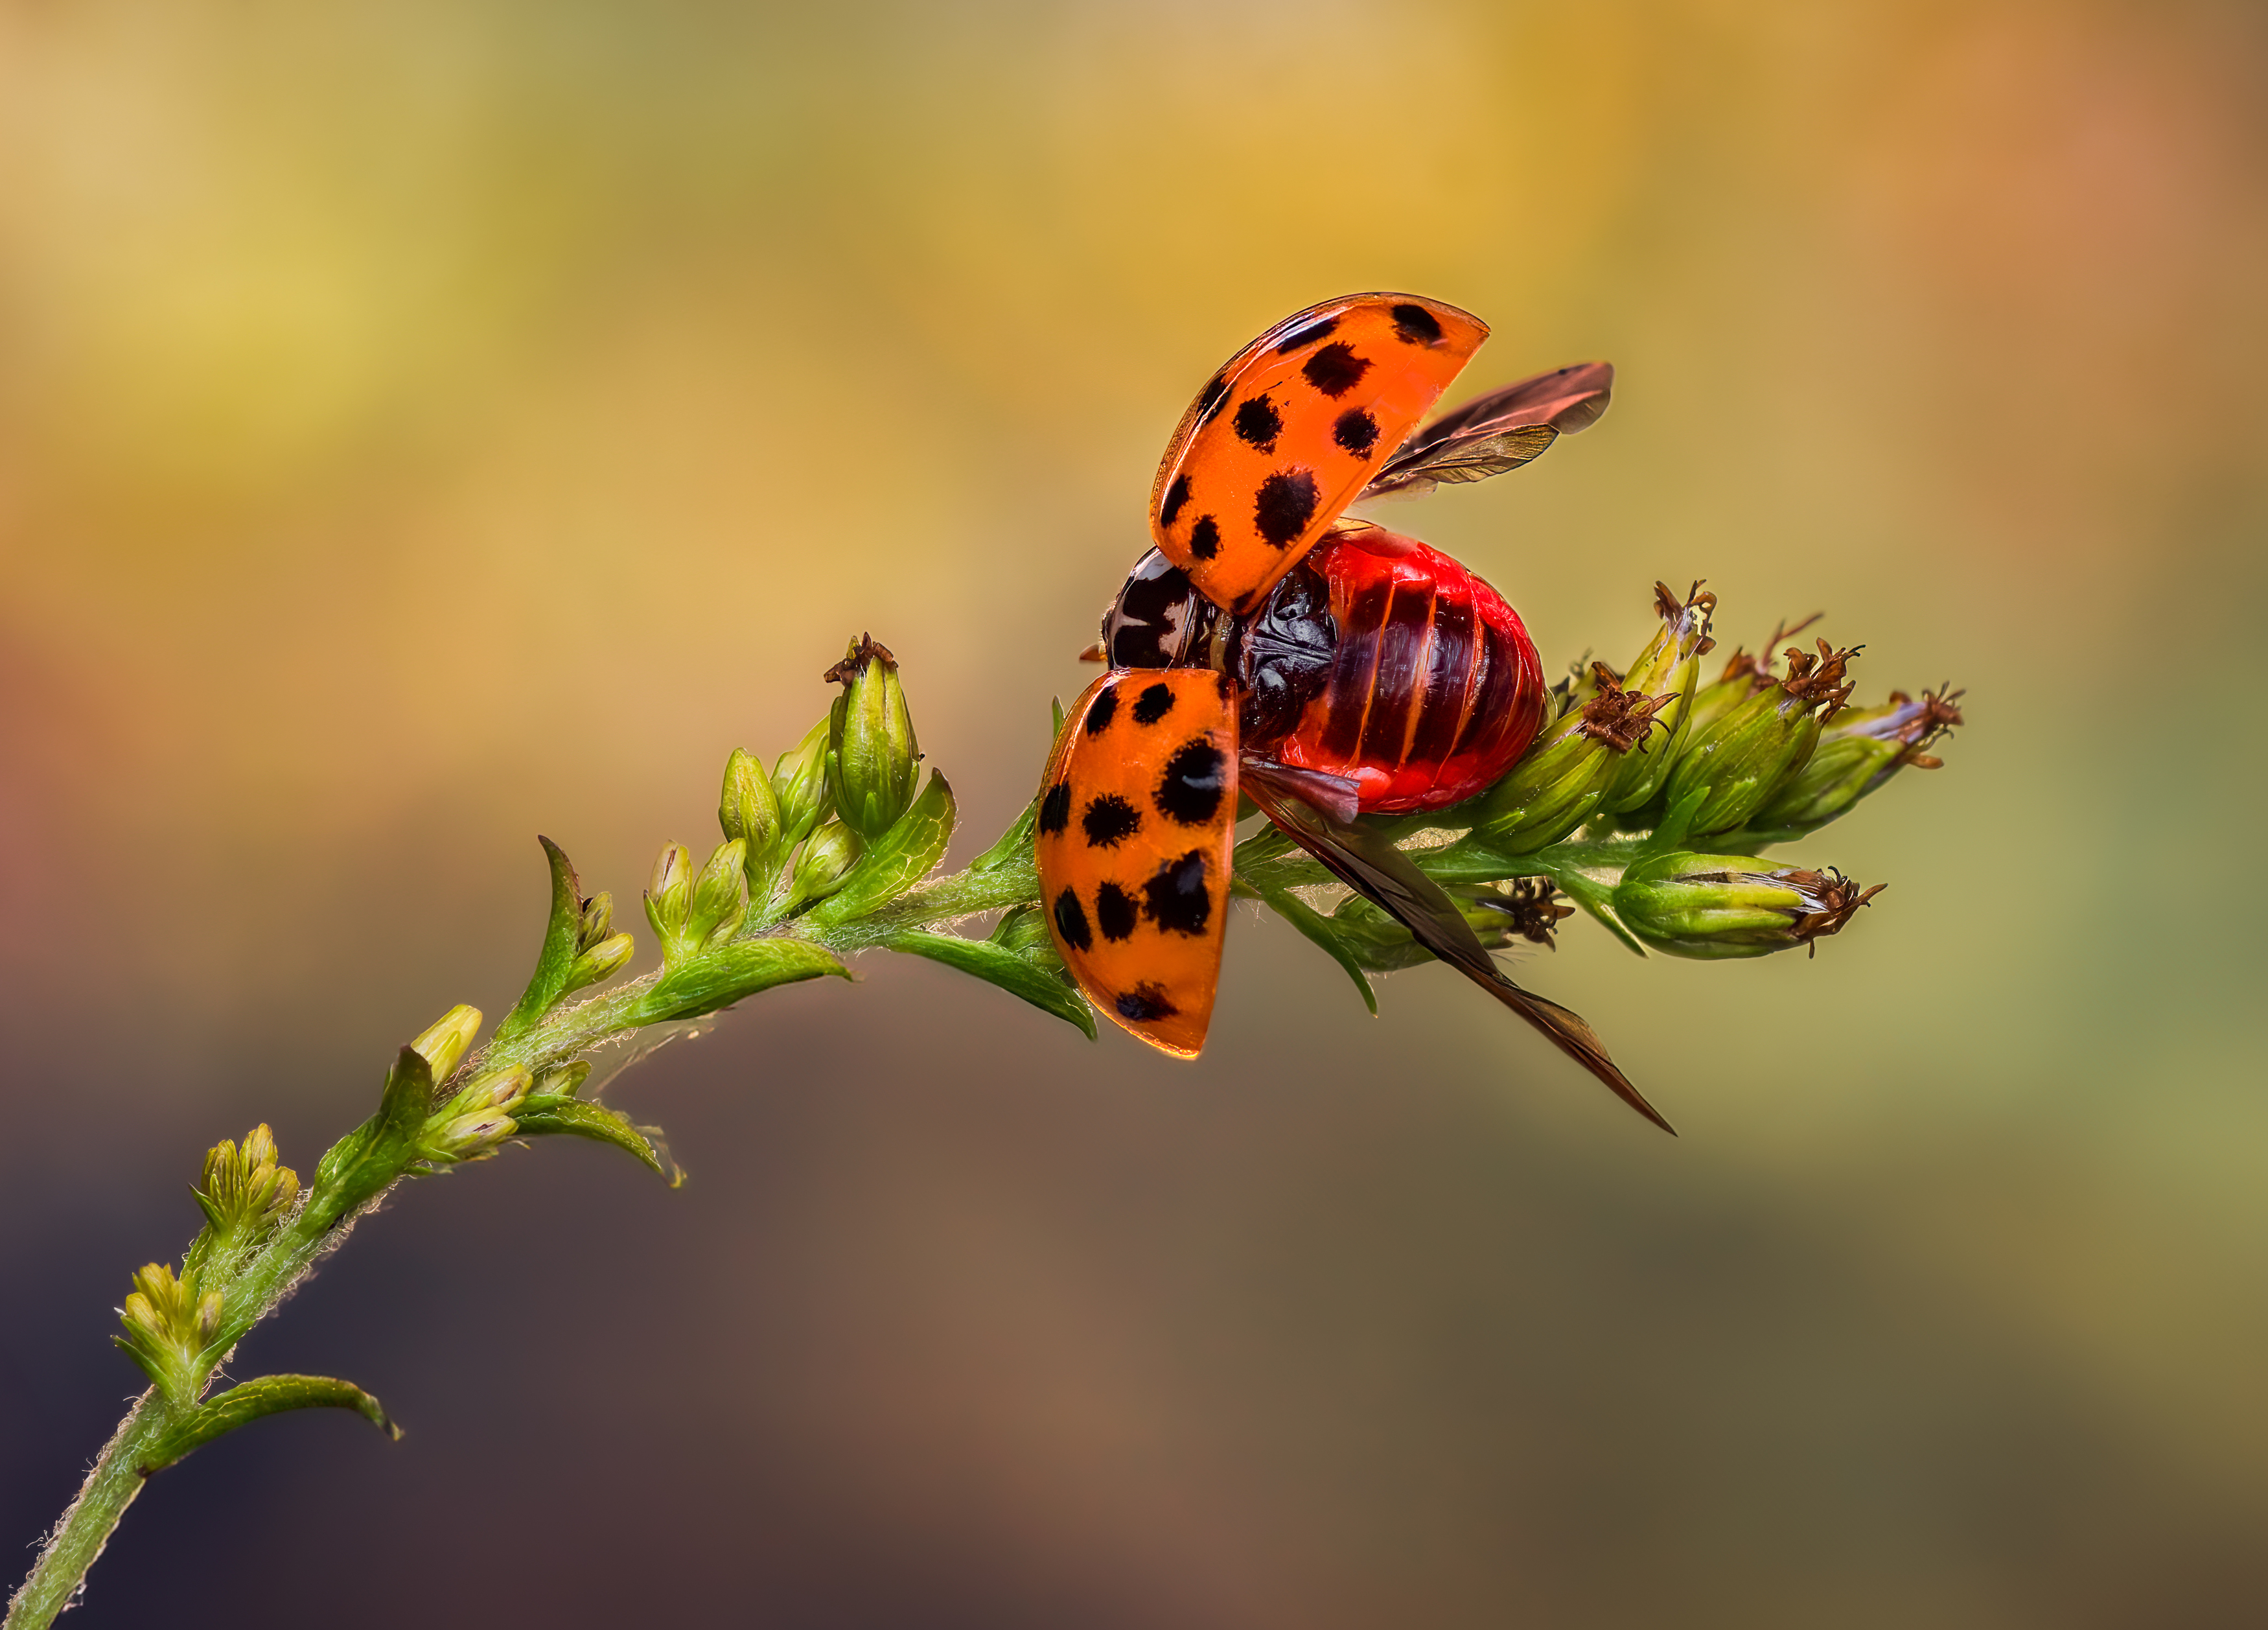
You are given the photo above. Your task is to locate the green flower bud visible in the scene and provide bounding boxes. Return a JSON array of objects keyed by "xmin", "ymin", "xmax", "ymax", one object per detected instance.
[
  {"xmin": 193, "ymin": 1124, "xmax": 300, "ymax": 1242},
  {"xmin": 1329, "ymin": 878, "xmax": 1570, "ymax": 971},
  {"xmin": 772, "ymin": 717, "xmax": 834, "ymax": 848},
  {"xmin": 824, "ymin": 634, "xmax": 922, "ymax": 841},
  {"xmin": 1661, "ymin": 640, "xmax": 1859, "ymax": 837},
  {"xmin": 115, "ymin": 1262, "xmax": 226, "ymax": 1395},
  {"xmin": 1603, "ymin": 582, "xmax": 1718, "ymax": 814},
  {"xmin": 788, "ymin": 819, "xmax": 862, "ymax": 909},
  {"xmin": 409, "ymin": 1004, "xmax": 482, "ymax": 1087},
  {"xmin": 644, "ymin": 842, "xmax": 694, "ymax": 956},
  {"xmin": 720, "ymin": 748, "xmax": 785, "ymax": 892},
  {"xmin": 990, "ymin": 903, "xmax": 1057, "ymax": 959},
  {"xmin": 419, "ymin": 1065, "xmax": 534, "ymax": 1165},
  {"xmin": 1614, "ymin": 851, "xmax": 1883, "ymax": 959},
  {"xmin": 577, "ymin": 891, "xmax": 615, "ymax": 952},
  {"xmin": 566, "ymin": 931, "xmax": 636, "ymax": 991},
  {"xmin": 1750, "ymin": 685, "xmax": 1965, "ymax": 832},
  {"xmin": 686, "ymin": 839, "xmax": 749, "ymax": 948},
  {"xmin": 1476, "ymin": 669, "xmax": 1669, "ymax": 852}
]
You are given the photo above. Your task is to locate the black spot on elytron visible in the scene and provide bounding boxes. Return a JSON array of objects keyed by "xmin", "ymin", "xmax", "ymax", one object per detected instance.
[
  {"xmin": 1084, "ymin": 684, "xmax": 1118, "ymax": 736},
  {"xmin": 1156, "ymin": 737, "xmax": 1227, "ymax": 825},
  {"xmin": 1391, "ymin": 303, "xmax": 1444, "ymax": 344},
  {"xmin": 1302, "ymin": 342, "xmax": 1372, "ymax": 398},
  {"xmin": 1039, "ymin": 781, "xmax": 1072, "ymax": 835},
  {"xmin": 1132, "ymin": 682, "xmax": 1175, "ymax": 725},
  {"xmin": 1116, "ymin": 982, "xmax": 1180, "ymax": 1021},
  {"xmin": 1274, "ymin": 315, "xmax": 1339, "ymax": 355},
  {"xmin": 1082, "ymin": 793, "xmax": 1141, "ymax": 848},
  {"xmin": 1254, "ymin": 469, "xmax": 1321, "ymax": 548},
  {"xmin": 1196, "ymin": 372, "xmax": 1231, "ymax": 426},
  {"xmin": 1052, "ymin": 888, "xmax": 1093, "ymax": 951},
  {"xmin": 1142, "ymin": 850, "xmax": 1212, "ymax": 937},
  {"xmin": 1188, "ymin": 515, "xmax": 1221, "ymax": 559},
  {"xmin": 1333, "ymin": 408, "xmax": 1380, "ymax": 456},
  {"xmin": 1160, "ymin": 473, "xmax": 1191, "ymax": 528},
  {"xmin": 1096, "ymin": 882, "xmax": 1139, "ymax": 942},
  {"xmin": 1232, "ymin": 393, "xmax": 1283, "ymax": 451}
]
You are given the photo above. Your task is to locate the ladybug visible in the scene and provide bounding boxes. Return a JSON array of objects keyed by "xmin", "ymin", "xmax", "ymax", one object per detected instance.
[{"xmin": 1036, "ymin": 292, "xmax": 1666, "ymax": 1130}]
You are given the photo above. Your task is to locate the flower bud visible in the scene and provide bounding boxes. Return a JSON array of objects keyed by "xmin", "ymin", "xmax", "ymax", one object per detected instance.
[
  {"xmin": 824, "ymin": 634, "xmax": 922, "ymax": 841},
  {"xmin": 425, "ymin": 1110, "xmax": 519, "ymax": 1163},
  {"xmin": 788, "ymin": 819, "xmax": 862, "ymax": 909},
  {"xmin": 990, "ymin": 903, "xmax": 1056, "ymax": 959},
  {"xmin": 577, "ymin": 891, "xmax": 614, "ymax": 953},
  {"xmin": 566, "ymin": 931, "xmax": 635, "ymax": 990},
  {"xmin": 1614, "ymin": 851, "xmax": 1883, "ymax": 959},
  {"xmin": 420, "ymin": 1066, "xmax": 533, "ymax": 1165},
  {"xmin": 644, "ymin": 842, "xmax": 694, "ymax": 953},
  {"xmin": 1603, "ymin": 582, "xmax": 1717, "ymax": 814},
  {"xmin": 115, "ymin": 1261, "xmax": 225, "ymax": 1394},
  {"xmin": 1475, "ymin": 669, "xmax": 1667, "ymax": 852},
  {"xmin": 772, "ymin": 717, "xmax": 834, "ymax": 848},
  {"xmin": 409, "ymin": 1004, "xmax": 483, "ymax": 1086},
  {"xmin": 686, "ymin": 839, "xmax": 749, "ymax": 948},
  {"xmin": 1750, "ymin": 685, "xmax": 1965, "ymax": 832},
  {"xmin": 195, "ymin": 1124, "xmax": 300, "ymax": 1240},
  {"xmin": 1661, "ymin": 639, "xmax": 1859, "ymax": 836},
  {"xmin": 721, "ymin": 747, "xmax": 785, "ymax": 879}
]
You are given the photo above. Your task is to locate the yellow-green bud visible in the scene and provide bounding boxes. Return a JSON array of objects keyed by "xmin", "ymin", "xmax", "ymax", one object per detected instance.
[
  {"xmin": 789, "ymin": 819, "xmax": 862, "ymax": 908},
  {"xmin": 566, "ymin": 931, "xmax": 635, "ymax": 990},
  {"xmin": 1603, "ymin": 582, "xmax": 1718, "ymax": 814},
  {"xmin": 991, "ymin": 903, "xmax": 1056, "ymax": 959},
  {"xmin": 116, "ymin": 1262, "xmax": 226, "ymax": 1395},
  {"xmin": 772, "ymin": 717, "xmax": 834, "ymax": 848},
  {"xmin": 410, "ymin": 1004, "xmax": 482, "ymax": 1086},
  {"xmin": 577, "ymin": 891, "xmax": 615, "ymax": 952},
  {"xmin": 644, "ymin": 842, "xmax": 695, "ymax": 955},
  {"xmin": 1750, "ymin": 686, "xmax": 1964, "ymax": 832},
  {"xmin": 687, "ymin": 839, "xmax": 748, "ymax": 948},
  {"xmin": 825, "ymin": 634, "xmax": 922, "ymax": 841},
  {"xmin": 194, "ymin": 1124, "xmax": 300, "ymax": 1240},
  {"xmin": 1477, "ymin": 669, "xmax": 1668, "ymax": 852},
  {"xmin": 1614, "ymin": 851, "xmax": 1882, "ymax": 959},
  {"xmin": 721, "ymin": 748, "xmax": 785, "ymax": 894},
  {"xmin": 1661, "ymin": 640, "xmax": 1858, "ymax": 837}
]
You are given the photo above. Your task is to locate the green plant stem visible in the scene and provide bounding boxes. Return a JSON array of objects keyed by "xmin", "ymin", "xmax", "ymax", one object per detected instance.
[
  {"xmin": 3, "ymin": 854, "xmax": 1040, "ymax": 1630},
  {"xmin": 6, "ymin": 1395, "xmax": 176, "ymax": 1630}
]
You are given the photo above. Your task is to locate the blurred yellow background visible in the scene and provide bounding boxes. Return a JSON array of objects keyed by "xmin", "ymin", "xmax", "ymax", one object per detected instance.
[{"xmin": 5, "ymin": 1, "xmax": 2266, "ymax": 1624}]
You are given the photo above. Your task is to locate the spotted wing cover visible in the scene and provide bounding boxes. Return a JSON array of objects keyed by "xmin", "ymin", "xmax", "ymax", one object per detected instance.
[
  {"xmin": 1150, "ymin": 294, "xmax": 1487, "ymax": 615},
  {"xmin": 1036, "ymin": 669, "xmax": 1240, "ymax": 1058}
]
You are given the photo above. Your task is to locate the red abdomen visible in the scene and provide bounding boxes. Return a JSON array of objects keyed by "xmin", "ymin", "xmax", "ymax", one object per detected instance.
[{"xmin": 1270, "ymin": 528, "xmax": 1546, "ymax": 811}]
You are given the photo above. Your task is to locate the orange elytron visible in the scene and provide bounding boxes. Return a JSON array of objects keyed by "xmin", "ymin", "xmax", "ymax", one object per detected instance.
[
  {"xmin": 1034, "ymin": 669, "xmax": 1237, "ymax": 1057},
  {"xmin": 1149, "ymin": 294, "xmax": 1488, "ymax": 614},
  {"xmin": 1042, "ymin": 292, "xmax": 1665, "ymax": 1128}
]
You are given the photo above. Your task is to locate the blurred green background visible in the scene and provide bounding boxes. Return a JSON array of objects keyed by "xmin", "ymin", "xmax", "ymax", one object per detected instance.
[{"xmin": 4, "ymin": 1, "xmax": 2266, "ymax": 1624}]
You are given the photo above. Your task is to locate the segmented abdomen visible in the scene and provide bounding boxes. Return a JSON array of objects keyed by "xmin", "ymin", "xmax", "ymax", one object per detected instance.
[{"xmin": 1271, "ymin": 527, "xmax": 1545, "ymax": 811}]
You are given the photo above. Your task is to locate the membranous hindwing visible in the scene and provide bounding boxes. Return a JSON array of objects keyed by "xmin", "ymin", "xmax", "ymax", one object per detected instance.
[
  {"xmin": 1036, "ymin": 669, "xmax": 1240, "ymax": 1057},
  {"xmin": 1149, "ymin": 293, "xmax": 1488, "ymax": 616}
]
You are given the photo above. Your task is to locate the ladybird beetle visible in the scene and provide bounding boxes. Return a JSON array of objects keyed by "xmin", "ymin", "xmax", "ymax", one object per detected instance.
[{"xmin": 1039, "ymin": 292, "xmax": 1667, "ymax": 1130}]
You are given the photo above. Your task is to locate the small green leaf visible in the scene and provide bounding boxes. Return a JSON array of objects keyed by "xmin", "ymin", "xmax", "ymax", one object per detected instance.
[
  {"xmin": 638, "ymin": 938, "xmax": 848, "ymax": 1024},
  {"xmin": 139, "ymin": 1375, "xmax": 400, "ymax": 1475},
  {"xmin": 967, "ymin": 789, "xmax": 1039, "ymax": 876},
  {"xmin": 1257, "ymin": 887, "xmax": 1378, "ymax": 1014},
  {"xmin": 497, "ymin": 837, "xmax": 583, "ymax": 1045},
  {"xmin": 513, "ymin": 1095, "xmax": 678, "ymax": 1185},
  {"xmin": 882, "ymin": 929, "xmax": 1096, "ymax": 1039},
  {"xmin": 305, "ymin": 1047, "xmax": 434, "ymax": 1233},
  {"xmin": 806, "ymin": 772, "xmax": 956, "ymax": 926}
]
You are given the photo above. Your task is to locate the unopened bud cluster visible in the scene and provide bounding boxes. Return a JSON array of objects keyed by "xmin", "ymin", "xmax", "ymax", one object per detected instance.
[
  {"xmin": 1461, "ymin": 585, "xmax": 1962, "ymax": 961},
  {"xmin": 115, "ymin": 1261, "xmax": 226, "ymax": 1401},
  {"xmin": 192, "ymin": 1124, "xmax": 299, "ymax": 1248}
]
